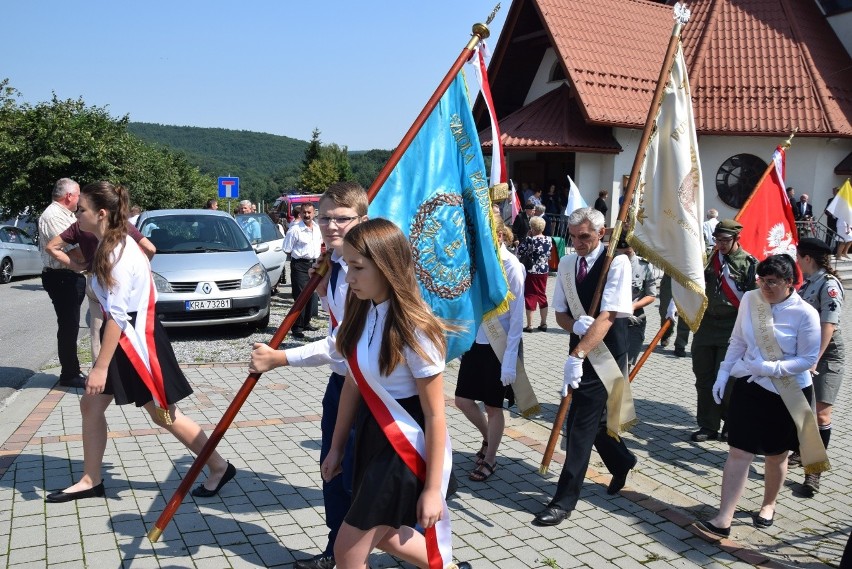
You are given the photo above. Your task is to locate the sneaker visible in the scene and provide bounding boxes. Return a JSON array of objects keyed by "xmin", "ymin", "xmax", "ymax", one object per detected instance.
[
  {"xmin": 801, "ymin": 473, "xmax": 821, "ymax": 497},
  {"xmin": 788, "ymin": 451, "xmax": 802, "ymax": 468},
  {"xmin": 690, "ymin": 428, "xmax": 719, "ymax": 443},
  {"xmin": 294, "ymin": 554, "xmax": 335, "ymax": 569}
]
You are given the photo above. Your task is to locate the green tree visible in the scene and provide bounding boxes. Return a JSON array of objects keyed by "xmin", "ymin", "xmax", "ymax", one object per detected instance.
[
  {"xmin": 300, "ymin": 157, "xmax": 339, "ymax": 192},
  {"xmin": 323, "ymin": 143, "xmax": 354, "ymax": 183},
  {"xmin": 0, "ymin": 79, "xmax": 215, "ymax": 217},
  {"xmin": 301, "ymin": 128, "xmax": 322, "ymax": 171}
]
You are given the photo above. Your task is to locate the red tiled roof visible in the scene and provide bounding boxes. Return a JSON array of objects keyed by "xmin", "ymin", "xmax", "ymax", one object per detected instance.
[
  {"xmin": 682, "ymin": 0, "xmax": 852, "ymax": 136},
  {"xmin": 533, "ymin": 0, "xmax": 674, "ymax": 127},
  {"xmin": 480, "ymin": 84, "xmax": 622, "ymax": 152},
  {"xmin": 484, "ymin": 0, "xmax": 852, "ymax": 137}
]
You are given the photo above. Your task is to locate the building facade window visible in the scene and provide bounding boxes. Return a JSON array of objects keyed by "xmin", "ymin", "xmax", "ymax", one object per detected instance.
[{"xmin": 716, "ymin": 153, "xmax": 767, "ymax": 208}]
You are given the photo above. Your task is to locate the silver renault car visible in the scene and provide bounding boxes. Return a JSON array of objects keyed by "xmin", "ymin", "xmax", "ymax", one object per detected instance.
[{"xmin": 137, "ymin": 209, "xmax": 271, "ymax": 328}]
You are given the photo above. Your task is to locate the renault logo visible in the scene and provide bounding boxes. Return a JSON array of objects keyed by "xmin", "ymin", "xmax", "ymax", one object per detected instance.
[{"xmin": 201, "ymin": 283, "xmax": 212, "ymax": 294}]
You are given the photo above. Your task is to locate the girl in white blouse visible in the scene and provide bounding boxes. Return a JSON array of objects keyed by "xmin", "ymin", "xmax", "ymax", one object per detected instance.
[
  {"xmin": 698, "ymin": 254, "xmax": 820, "ymax": 538},
  {"xmin": 320, "ymin": 218, "xmax": 466, "ymax": 569},
  {"xmin": 46, "ymin": 182, "xmax": 234, "ymax": 504}
]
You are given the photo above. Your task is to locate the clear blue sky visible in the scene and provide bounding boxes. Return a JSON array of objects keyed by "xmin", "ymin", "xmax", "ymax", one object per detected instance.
[{"xmin": 3, "ymin": 1, "xmax": 507, "ymax": 151}]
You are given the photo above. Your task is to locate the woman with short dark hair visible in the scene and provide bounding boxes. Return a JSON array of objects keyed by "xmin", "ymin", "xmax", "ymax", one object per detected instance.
[{"xmin": 697, "ymin": 254, "xmax": 822, "ymax": 538}]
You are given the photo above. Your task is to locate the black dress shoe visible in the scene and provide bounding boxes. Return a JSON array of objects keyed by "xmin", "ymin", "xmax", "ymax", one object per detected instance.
[
  {"xmin": 696, "ymin": 520, "xmax": 730, "ymax": 538},
  {"xmin": 719, "ymin": 423, "xmax": 729, "ymax": 442},
  {"xmin": 294, "ymin": 554, "xmax": 335, "ymax": 569},
  {"xmin": 607, "ymin": 456, "xmax": 637, "ymax": 495},
  {"xmin": 46, "ymin": 482, "xmax": 105, "ymax": 503},
  {"xmin": 191, "ymin": 462, "xmax": 236, "ymax": 497},
  {"xmin": 533, "ymin": 506, "xmax": 570, "ymax": 526},
  {"xmin": 690, "ymin": 428, "xmax": 719, "ymax": 442},
  {"xmin": 303, "ymin": 323, "xmax": 320, "ymax": 332},
  {"xmin": 59, "ymin": 373, "xmax": 87, "ymax": 389},
  {"xmin": 752, "ymin": 512, "xmax": 774, "ymax": 528},
  {"xmin": 674, "ymin": 348, "xmax": 688, "ymax": 357},
  {"xmin": 456, "ymin": 563, "xmax": 472, "ymax": 569},
  {"xmin": 291, "ymin": 329, "xmax": 306, "ymax": 339}
]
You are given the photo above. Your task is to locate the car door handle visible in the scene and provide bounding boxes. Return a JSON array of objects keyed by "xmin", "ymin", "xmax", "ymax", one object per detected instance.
[{"xmin": 274, "ymin": 247, "xmax": 282, "ymax": 252}]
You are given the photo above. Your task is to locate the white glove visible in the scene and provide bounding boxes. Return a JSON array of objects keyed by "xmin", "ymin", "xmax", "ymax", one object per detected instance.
[
  {"xmin": 666, "ymin": 300, "xmax": 678, "ymax": 321},
  {"xmin": 500, "ymin": 366, "xmax": 516, "ymax": 387},
  {"xmin": 745, "ymin": 357, "xmax": 779, "ymax": 378},
  {"xmin": 572, "ymin": 315, "xmax": 595, "ymax": 336},
  {"xmin": 712, "ymin": 370, "xmax": 729, "ymax": 404},
  {"xmin": 561, "ymin": 356, "xmax": 584, "ymax": 397}
]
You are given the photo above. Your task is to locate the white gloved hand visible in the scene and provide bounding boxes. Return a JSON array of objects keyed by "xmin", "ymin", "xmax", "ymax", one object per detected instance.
[
  {"xmin": 712, "ymin": 369, "xmax": 729, "ymax": 404},
  {"xmin": 745, "ymin": 357, "xmax": 779, "ymax": 378},
  {"xmin": 666, "ymin": 299, "xmax": 678, "ymax": 321},
  {"xmin": 572, "ymin": 315, "xmax": 595, "ymax": 336},
  {"xmin": 561, "ymin": 356, "xmax": 584, "ymax": 397},
  {"xmin": 500, "ymin": 367, "xmax": 516, "ymax": 387}
]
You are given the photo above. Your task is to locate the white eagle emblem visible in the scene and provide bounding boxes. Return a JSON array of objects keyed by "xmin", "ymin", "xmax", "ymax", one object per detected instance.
[{"xmin": 764, "ymin": 223, "xmax": 795, "ymax": 257}]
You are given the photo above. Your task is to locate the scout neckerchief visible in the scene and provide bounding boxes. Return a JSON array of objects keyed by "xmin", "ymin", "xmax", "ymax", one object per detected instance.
[
  {"xmin": 346, "ymin": 313, "xmax": 453, "ymax": 569},
  {"xmin": 482, "ymin": 247, "xmax": 539, "ymax": 417},
  {"xmin": 712, "ymin": 250, "xmax": 743, "ymax": 308},
  {"xmin": 748, "ymin": 289, "xmax": 830, "ymax": 474},
  {"xmin": 561, "ymin": 254, "xmax": 637, "ymax": 438}
]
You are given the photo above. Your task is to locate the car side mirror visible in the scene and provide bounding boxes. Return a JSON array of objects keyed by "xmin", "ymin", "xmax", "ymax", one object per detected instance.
[{"xmin": 254, "ymin": 243, "xmax": 269, "ymax": 253}]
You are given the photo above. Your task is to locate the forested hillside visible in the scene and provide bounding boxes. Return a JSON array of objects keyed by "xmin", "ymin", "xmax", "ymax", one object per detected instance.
[
  {"xmin": 128, "ymin": 123, "xmax": 392, "ymax": 203},
  {"xmin": 128, "ymin": 123, "xmax": 307, "ymax": 202}
]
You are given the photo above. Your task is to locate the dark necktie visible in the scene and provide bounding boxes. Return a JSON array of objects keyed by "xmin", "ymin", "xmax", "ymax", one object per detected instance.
[
  {"xmin": 577, "ymin": 257, "xmax": 588, "ymax": 284},
  {"xmin": 330, "ymin": 260, "xmax": 341, "ymax": 299}
]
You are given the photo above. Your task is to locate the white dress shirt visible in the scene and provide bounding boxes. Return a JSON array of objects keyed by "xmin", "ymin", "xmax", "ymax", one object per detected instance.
[
  {"xmin": 553, "ymin": 243, "xmax": 633, "ymax": 318},
  {"xmin": 282, "ymin": 220, "xmax": 322, "ymax": 260},
  {"xmin": 719, "ymin": 290, "xmax": 820, "ymax": 392},
  {"xmin": 474, "ymin": 244, "xmax": 525, "ymax": 375}
]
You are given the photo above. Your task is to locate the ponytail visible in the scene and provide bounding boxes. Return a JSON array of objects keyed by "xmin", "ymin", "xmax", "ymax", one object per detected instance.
[{"xmin": 83, "ymin": 182, "xmax": 129, "ymax": 291}]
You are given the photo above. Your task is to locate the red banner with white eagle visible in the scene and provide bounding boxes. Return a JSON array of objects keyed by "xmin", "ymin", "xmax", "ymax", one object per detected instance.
[{"xmin": 735, "ymin": 146, "xmax": 798, "ymax": 261}]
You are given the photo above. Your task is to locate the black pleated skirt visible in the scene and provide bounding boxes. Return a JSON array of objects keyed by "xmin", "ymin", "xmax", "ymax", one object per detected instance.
[
  {"xmin": 455, "ymin": 342, "xmax": 506, "ymax": 408},
  {"xmin": 103, "ymin": 313, "xmax": 193, "ymax": 407},
  {"xmin": 345, "ymin": 395, "xmax": 425, "ymax": 530},
  {"xmin": 727, "ymin": 376, "xmax": 813, "ymax": 456}
]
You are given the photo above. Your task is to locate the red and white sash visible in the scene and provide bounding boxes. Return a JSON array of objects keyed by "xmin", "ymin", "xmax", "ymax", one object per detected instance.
[
  {"xmin": 346, "ymin": 336, "xmax": 453, "ymax": 569},
  {"xmin": 712, "ymin": 252, "xmax": 743, "ymax": 308},
  {"xmin": 117, "ymin": 276, "xmax": 170, "ymax": 418}
]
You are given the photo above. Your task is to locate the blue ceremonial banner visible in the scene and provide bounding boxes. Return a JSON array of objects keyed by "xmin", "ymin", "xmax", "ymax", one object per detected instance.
[{"xmin": 370, "ymin": 72, "xmax": 509, "ymax": 361}]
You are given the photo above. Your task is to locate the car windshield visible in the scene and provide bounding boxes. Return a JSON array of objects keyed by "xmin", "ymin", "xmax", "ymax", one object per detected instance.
[
  {"xmin": 138, "ymin": 214, "xmax": 252, "ymax": 253},
  {"xmin": 235, "ymin": 214, "xmax": 280, "ymax": 244}
]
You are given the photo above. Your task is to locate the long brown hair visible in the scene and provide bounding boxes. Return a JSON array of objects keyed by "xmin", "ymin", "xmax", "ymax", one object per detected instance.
[
  {"xmin": 336, "ymin": 218, "xmax": 448, "ymax": 375},
  {"xmin": 82, "ymin": 181, "xmax": 129, "ymax": 291}
]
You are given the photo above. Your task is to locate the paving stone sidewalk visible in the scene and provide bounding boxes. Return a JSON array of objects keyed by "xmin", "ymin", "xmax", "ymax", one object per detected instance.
[{"xmin": 1, "ymin": 276, "xmax": 849, "ymax": 568}]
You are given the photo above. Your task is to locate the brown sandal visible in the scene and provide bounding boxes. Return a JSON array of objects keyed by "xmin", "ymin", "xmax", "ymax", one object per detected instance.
[
  {"xmin": 475, "ymin": 441, "xmax": 488, "ymax": 464},
  {"xmin": 469, "ymin": 461, "xmax": 497, "ymax": 482}
]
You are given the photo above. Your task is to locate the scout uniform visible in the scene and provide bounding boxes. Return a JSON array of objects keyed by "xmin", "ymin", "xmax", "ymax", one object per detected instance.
[{"xmin": 691, "ymin": 220, "xmax": 758, "ymax": 441}]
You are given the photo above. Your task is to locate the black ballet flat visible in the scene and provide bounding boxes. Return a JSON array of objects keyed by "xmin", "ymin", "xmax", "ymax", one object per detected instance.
[
  {"xmin": 45, "ymin": 482, "xmax": 105, "ymax": 503},
  {"xmin": 696, "ymin": 520, "xmax": 730, "ymax": 538},
  {"xmin": 191, "ymin": 462, "xmax": 236, "ymax": 498},
  {"xmin": 752, "ymin": 512, "xmax": 774, "ymax": 528}
]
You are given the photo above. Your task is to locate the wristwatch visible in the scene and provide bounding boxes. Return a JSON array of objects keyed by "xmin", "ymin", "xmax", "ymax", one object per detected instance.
[{"xmin": 574, "ymin": 350, "xmax": 587, "ymax": 360}]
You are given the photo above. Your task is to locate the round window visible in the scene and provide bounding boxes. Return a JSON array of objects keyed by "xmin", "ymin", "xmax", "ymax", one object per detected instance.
[{"xmin": 716, "ymin": 154, "xmax": 767, "ymax": 208}]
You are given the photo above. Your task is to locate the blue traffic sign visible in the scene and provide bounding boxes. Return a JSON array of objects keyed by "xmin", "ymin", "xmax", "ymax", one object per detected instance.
[{"xmin": 218, "ymin": 177, "xmax": 240, "ymax": 198}]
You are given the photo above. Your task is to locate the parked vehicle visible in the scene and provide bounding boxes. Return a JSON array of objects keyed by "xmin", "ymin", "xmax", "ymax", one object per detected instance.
[
  {"xmin": 136, "ymin": 210, "xmax": 271, "ymax": 328},
  {"xmin": 0, "ymin": 225, "xmax": 42, "ymax": 284},
  {"xmin": 234, "ymin": 213, "xmax": 286, "ymax": 288},
  {"xmin": 270, "ymin": 193, "xmax": 321, "ymax": 224}
]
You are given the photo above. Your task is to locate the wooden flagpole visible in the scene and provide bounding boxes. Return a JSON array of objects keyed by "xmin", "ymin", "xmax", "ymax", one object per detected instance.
[
  {"xmin": 538, "ymin": 4, "xmax": 689, "ymax": 475},
  {"xmin": 148, "ymin": 18, "xmax": 495, "ymax": 542}
]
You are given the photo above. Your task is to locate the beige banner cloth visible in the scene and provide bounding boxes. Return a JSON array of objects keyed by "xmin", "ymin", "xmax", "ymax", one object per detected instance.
[
  {"xmin": 749, "ymin": 290, "xmax": 830, "ymax": 474},
  {"xmin": 482, "ymin": 318, "xmax": 540, "ymax": 418},
  {"xmin": 561, "ymin": 256, "xmax": 637, "ymax": 439}
]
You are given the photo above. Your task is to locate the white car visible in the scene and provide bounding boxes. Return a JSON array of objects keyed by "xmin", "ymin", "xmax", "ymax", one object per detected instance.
[
  {"xmin": 235, "ymin": 214, "xmax": 287, "ymax": 289},
  {"xmin": 0, "ymin": 225, "xmax": 42, "ymax": 284}
]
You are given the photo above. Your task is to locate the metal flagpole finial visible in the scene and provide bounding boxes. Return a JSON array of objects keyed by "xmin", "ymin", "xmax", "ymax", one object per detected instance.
[
  {"xmin": 486, "ymin": 3, "xmax": 501, "ymax": 25},
  {"xmin": 782, "ymin": 127, "xmax": 798, "ymax": 149},
  {"xmin": 673, "ymin": 2, "xmax": 691, "ymax": 25}
]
